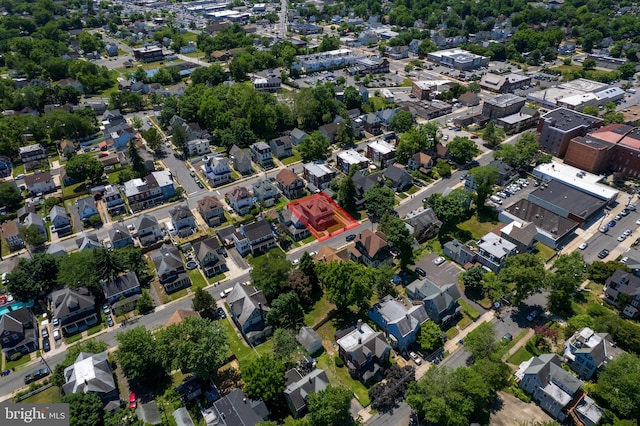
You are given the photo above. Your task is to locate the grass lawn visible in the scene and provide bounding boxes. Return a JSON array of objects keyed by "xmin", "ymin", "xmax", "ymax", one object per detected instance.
[
  {"xmin": 64, "ymin": 333, "xmax": 83, "ymax": 345},
  {"xmin": 456, "ymin": 313, "xmax": 473, "ymax": 329},
  {"xmin": 507, "ymin": 346, "xmax": 533, "ymax": 365},
  {"xmin": 300, "ymin": 234, "xmax": 316, "ymax": 244},
  {"xmin": 446, "ymin": 326, "xmax": 460, "ymax": 340},
  {"xmin": 13, "ymin": 164, "xmax": 25, "ymax": 176},
  {"xmin": 205, "ymin": 272, "xmax": 226, "ymax": 284},
  {"xmin": 457, "ymin": 214, "xmax": 498, "ymax": 241},
  {"xmin": 495, "ymin": 329, "xmax": 529, "ymax": 359},
  {"xmin": 534, "ymin": 242, "xmax": 556, "ymax": 262},
  {"xmin": 182, "ymin": 32, "xmax": 199, "ymax": 42},
  {"xmin": 281, "ymin": 150, "xmax": 302, "ymax": 165},
  {"xmin": 62, "ymin": 181, "xmax": 88, "ymax": 198},
  {"xmin": 165, "ymin": 288, "xmax": 189, "ymax": 303},
  {"xmin": 186, "ymin": 268, "xmax": 207, "ymax": 289},
  {"xmin": 406, "ymin": 185, "xmax": 420, "ymax": 195},
  {"xmin": 397, "ymin": 193, "xmax": 408, "ymax": 199},
  {"xmin": 304, "ymin": 296, "xmax": 335, "ymax": 328},
  {"xmin": 368, "ymin": 96, "xmax": 388, "ymax": 112},
  {"xmin": 458, "ymin": 299, "xmax": 480, "ymax": 320},
  {"xmin": 87, "ymin": 323, "xmax": 104, "ymax": 336},
  {"xmin": 316, "ymin": 353, "xmax": 370, "ymax": 407},
  {"xmin": 219, "ymin": 320, "xmax": 272, "ymax": 368},
  {"xmin": 4, "ymin": 353, "xmax": 32, "ymax": 370},
  {"xmin": 21, "ymin": 386, "xmax": 62, "ymax": 404}
]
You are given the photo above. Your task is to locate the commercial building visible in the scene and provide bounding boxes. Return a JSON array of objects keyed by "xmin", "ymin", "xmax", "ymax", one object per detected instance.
[
  {"xmin": 346, "ymin": 57, "xmax": 390, "ymax": 76},
  {"xmin": 481, "ymin": 94, "xmax": 526, "ymax": 120},
  {"xmin": 532, "ymin": 161, "xmax": 618, "ymax": 202},
  {"xmin": 291, "ymin": 49, "xmax": 362, "ymax": 73},
  {"xmin": 133, "ymin": 46, "xmax": 165, "ymax": 63},
  {"xmin": 480, "ymin": 73, "xmax": 532, "ymax": 93},
  {"xmin": 411, "ymin": 80, "xmax": 450, "ymax": 100},
  {"xmin": 537, "ymin": 108, "xmax": 604, "ymax": 157},
  {"xmin": 426, "ymin": 49, "xmax": 489, "ymax": 70}
]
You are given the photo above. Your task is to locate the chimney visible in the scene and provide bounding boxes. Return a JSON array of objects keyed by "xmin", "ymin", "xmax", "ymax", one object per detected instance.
[
  {"xmin": 243, "ymin": 397, "xmax": 247, "ymax": 403},
  {"xmin": 258, "ymin": 303, "xmax": 264, "ymax": 320},
  {"xmin": 357, "ymin": 319, "xmax": 362, "ymax": 331},
  {"xmin": 358, "ymin": 338, "xmax": 362, "ymax": 344}
]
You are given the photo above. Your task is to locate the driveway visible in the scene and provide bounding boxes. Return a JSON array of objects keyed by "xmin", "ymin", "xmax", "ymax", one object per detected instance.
[{"xmin": 66, "ymin": 199, "xmax": 84, "ymax": 233}]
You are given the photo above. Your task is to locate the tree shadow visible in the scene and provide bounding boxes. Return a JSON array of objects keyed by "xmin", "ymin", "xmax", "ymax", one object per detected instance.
[{"xmin": 129, "ymin": 371, "xmax": 172, "ymax": 403}]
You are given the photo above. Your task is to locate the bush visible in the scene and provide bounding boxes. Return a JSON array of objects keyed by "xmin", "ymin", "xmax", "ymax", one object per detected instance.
[
  {"xmin": 334, "ymin": 355, "xmax": 344, "ymax": 368},
  {"xmin": 9, "ymin": 352, "xmax": 23, "ymax": 361}
]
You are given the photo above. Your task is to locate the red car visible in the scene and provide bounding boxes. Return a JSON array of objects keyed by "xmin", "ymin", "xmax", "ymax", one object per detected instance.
[
  {"xmin": 470, "ymin": 135, "xmax": 478, "ymax": 139},
  {"xmin": 129, "ymin": 392, "xmax": 137, "ymax": 409}
]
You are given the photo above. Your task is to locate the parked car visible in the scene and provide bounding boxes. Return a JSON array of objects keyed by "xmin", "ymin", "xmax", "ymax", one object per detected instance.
[
  {"xmin": 503, "ymin": 333, "xmax": 513, "ymax": 341},
  {"xmin": 52, "ymin": 318, "xmax": 59, "ymax": 326},
  {"xmin": 53, "ymin": 328, "xmax": 61, "ymax": 341},
  {"xmin": 621, "ymin": 257, "xmax": 629, "ymax": 264},
  {"xmin": 409, "ymin": 351, "xmax": 422, "ymax": 365},
  {"xmin": 615, "ymin": 214, "xmax": 623, "ymax": 221},
  {"xmin": 433, "ymin": 256, "xmax": 446, "ymax": 265},
  {"xmin": 578, "ymin": 242, "xmax": 588, "ymax": 250},
  {"xmin": 526, "ymin": 310, "xmax": 539, "ymax": 322},
  {"xmin": 624, "ymin": 228, "xmax": 633, "ymax": 236},
  {"xmin": 629, "ymin": 204, "xmax": 637, "ymax": 211},
  {"xmin": 102, "ymin": 304, "xmax": 110, "ymax": 315},
  {"xmin": 129, "ymin": 392, "xmax": 137, "ymax": 409},
  {"xmin": 217, "ymin": 307, "xmax": 227, "ymax": 319},
  {"xmin": 608, "ymin": 220, "xmax": 617, "ymax": 228},
  {"xmin": 618, "ymin": 234, "xmax": 627, "ymax": 242},
  {"xmin": 219, "ymin": 288, "xmax": 233, "ymax": 298},
  {"xmin": 41, "ymin": 327, "xmax": 49, "ymax": 339},
  {"xmin": 621, "ymin": 209, "xmax": 630, "ymax": 216},
  {"xmin": 24, "ymin": 368, "xmax": 50, "ymax": 384},
  {"xmin": 598, "ymin": 249, "xmax": 610, "ymax": 259},
  {"xmin": 106, "ymin": 315, "xmax": 114, "ymax": 327},
  {"xmin": 345, "ymin": 234, "xmax": 356, "ymax": 242},
  {"xmin": 42, "ymin": 338, "xmax": 50, "ymax": 352},
  {"xmin": 599, "ymin": 225, "xmax": 609, "ymax": 233},
  {"xmin": 415, "ymin": 267, "xmax": 426, "ymax": 277}
]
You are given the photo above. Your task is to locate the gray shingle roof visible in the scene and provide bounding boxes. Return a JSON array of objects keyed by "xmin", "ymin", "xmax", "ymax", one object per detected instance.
[
  {"xmin": 51, "ymin": 287, "xmax": 96, "ymax": 319},
  {"xmin": 102, "ymin": 271, "xmax": 140, "ymax": 299},
  {"xmin": 228, "ymin": 283, "xmax": 269, "ymax": 327},
  {"xmin": 62, "ymin": 352, "xmax": 116, "ymax": 396}
]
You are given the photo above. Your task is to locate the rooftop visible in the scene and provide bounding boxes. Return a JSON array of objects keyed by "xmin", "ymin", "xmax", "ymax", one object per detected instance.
[
  {"xmin": 540, "ymin": 107, "xmax": 603, "ymax": 132},
  {"xmin": 533, "ymin": 160, "xmax": 618, "ymax": 201},
  {"xmin": 529, "ymin": 179, "xmax": 606, "ymax": 220}
]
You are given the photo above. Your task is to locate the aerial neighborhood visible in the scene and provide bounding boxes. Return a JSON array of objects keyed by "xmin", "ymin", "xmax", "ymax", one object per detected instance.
[{"xmin": 2, "ymin": 0, "xmax": 640, "ymax": 425}]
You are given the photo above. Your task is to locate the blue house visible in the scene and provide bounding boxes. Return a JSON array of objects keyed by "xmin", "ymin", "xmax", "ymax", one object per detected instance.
[
  {"xmin": 406, "ymin": 279, "xmax": 462, "ymax": 326},
  {"xmin": 108, "ymin": 224, "xmax": 134, "ymax": 249},
  {"xmin": 75, "ymin": 196, "xmax": 99, "ymax": 221},
  {"xmin": 0, "ymin": 156, "xmax": 12, "ymax": 178},
  {"xmin": 369, "ymin": 295, "xmax": 430, "ymax": 352},
  {"xmin": 102, "ymin": 271, "xmax": 141, "ymax": 314},
  {"xmin": 49, "ymin": 205, "xmax": 71, "ymax": 236}
]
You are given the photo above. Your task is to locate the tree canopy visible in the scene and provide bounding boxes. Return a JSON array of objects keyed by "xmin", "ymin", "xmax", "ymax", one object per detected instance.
[
  {"xmin": 242, "ymin": 355, "xmax": 286, "ymax": 408},
  {"xmin": 298, "ymin": 131, "xmax": 331, "ymax": 162},
  {"xmin": 447, "ymin": 136, "xmax": 480, "ymax": 164},
  {"xmin": 427, "ymin": 189, "xmax": 471, "ymax": 227},
  {"xmin": 316, "ymin": 261, "xmax": 373, "ymax": 311},
  {"xmin": 63, "ymin": 391, "xmax": 104, "ymax": 426},
  {"xmin": 468, "ymin": 165, "xmax": 499, "ymax": 207},
  {"xmin": 266, "ymin": 292, "xmax": 304, "ymax": 331},
  {"xmin": 396, "ymin": 123, "xmax": 438, "ymax": 163},
  {"xmin": 306, "ymin": 385, "xmax": 354, "ymax": 426},
  {"xmin": 418, "ymin": 321, "xmax": 445, "ymax": 353},
  {"xmin": 65, "ymin": 153, "xmax": 105, "ymax": 183},
  {"xmin": 594, "ymin": 353, "xmax": 640, "ymax": 419},
  {"xmin": 250, "ymin": 249, "xmax": 292, "ymax": 297},
  {"xmin": 364, "ymin": 185, "xmax": 395, "ymax": 221},
  {"xmin": 116, "ymin": 326, "xmax": 163, "ymax": 383}
]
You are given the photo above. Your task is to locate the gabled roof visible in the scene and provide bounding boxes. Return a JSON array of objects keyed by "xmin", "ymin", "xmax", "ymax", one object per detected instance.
[
  {"xmin": 354, "ymin": 229, "xmax": 388, "ymax": 258},
  {"xmin": 284, "ymin": 369, "xmax": 329, "ymax": 413},
  {"xmin": 371, "ymin": 295, "xmax": 429, "ymax": 338},
  {"xmin": 229, "ymin": 186, "xmax": 251, "ymax": 202},
  {"xmin": 75, "ymin": 233, "xmax": 102, "ymax": 251},
  {"xmin": 62, "ymin": 352, "xmax": 116, "ymax": 396},
  {"xmin": 151, "ymin": 244, "xmax": 184, "ymax": 276},
  {"xmin": 135, "ymin": 213, "xmax": 159, "ymax": 230},
  {"xmin": 276, "ymin": 169, "xmax": 301, "ymax": 186},
  {"xmin": 383, "ymin": 164, "xmax": 411, "ymax": 184},
  {"xmin": 24, "ymin": 212, "xmax": 44, "ymax": 228},
  {"xmin": 296, "ymin": 326, "xmax": 323, "ymax": 352},
  {"xmin": 170, "ymin": 205, "xmax": 194, "ymax": 222},
  {"xmin": 193, "ymin": 237, "xmax": 221, "ymax": 263},
  {"xmin": 49, "ymin": 205, "xmax": 68, "ymax": 223},
  {"xmin": 50, "ymin": 287, "xmax": 96, "ymax": 319},
  {"xmin": 212, "ymin": 389, "xmax": 269, "ymax": 426},
  {"xmin": 242, "ymin": 219, "xmax": 273, "ymax": 242},
  {"xmin": 229, "ymin": 144, "xmax": 252, "ymax": 162},
  {"xmin": 407, "ymin": 280, "xmax": 461, "ymax": 316},
  {"xmin": 0, "ymin": 307, "xmax": 33, "ymax": 334},
  {"xmin": 108, "ymin": 224, "xmax": 132, "ymax": 242},
  {"xmin": 228, "ymin": 283, "xmax": 269, "ymax": 327},
  {"xmin": 198, "ymin": 195, "xmax": 223, "ymax": 213},
  {"xmin": 1, "ymin": 220, "xmax": 20, "ymax": 238},
  {"xmin": 165, "ymin": 309, "xmax": 200, "ymax": 328},
  {"xmin": 24, "ymin": 170, "xmax": 52, "ymax": 186},
  {"xmin": 76, "ymin": 196, "xmax": 97, "ymax": 212},
  {"xmin": 46, "ymin": 243, "xmax": 67, "ymax": 257},
  {"xmin": 102, "ymin": 271, "xmax": 140, "ymax": 299}
]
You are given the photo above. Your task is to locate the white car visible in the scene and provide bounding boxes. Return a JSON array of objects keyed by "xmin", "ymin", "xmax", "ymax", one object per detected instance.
[
  {"xmin": 621, "ymin": 257, "xmax": 629, "ymax": 264},
  {"xmin": 618, "ymin": 234, "xmax": 627, "ymax": 242},
  {"xmin": 434, "ymin": 256, "xmax": 446, "ymax": 265},
  {"xmin": 578, "ymin": 242, "xmax": 588, "ymax": 250},
  {"xmin": 53, "ymin": 328, "xmax": 61, "ymax": 341},
  {"xmin": 624, "ymin": 229, "xmax": 633, "ymax": 236},
  {"xmin": 409, "ymin": 352, "xmax": 422, "ymax": 365}
]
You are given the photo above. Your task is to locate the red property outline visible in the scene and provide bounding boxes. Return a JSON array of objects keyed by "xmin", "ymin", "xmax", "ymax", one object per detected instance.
[{"xmin": 287, "ymin": 193, "xmax": 360, "ymax": 242}]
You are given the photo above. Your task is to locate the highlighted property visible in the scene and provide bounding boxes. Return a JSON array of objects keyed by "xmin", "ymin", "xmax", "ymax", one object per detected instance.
[{"xmin": 287, "ymin": 193, "xmax": 360, "ymax": 242}]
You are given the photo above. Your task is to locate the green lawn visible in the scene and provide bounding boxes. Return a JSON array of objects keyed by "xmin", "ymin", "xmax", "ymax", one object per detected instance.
[
  {"xmin": 507, "ymin": 347, "xmax": 533, "ymax": 365},
  {"xmin": 186, "ymin": 268, "xmax": 207, "ymax": 289},
  {"xmin": 300, "ymin": 234, "xmax": 316, "ymax": 244},
  {"xmin": 495, "ymin": 329, "xmax": 530, "ymax": 359},
  {"xmin": 219, "ymin": 319, "xmax": 272, "ymax": 368},
  {"xmin": 281, "ymin": 149, "xmax": 302, "ymax": 166},
  {"xmin": 21, "ymin": 386, "xmax": 62, "ymax": 404},
  {"xmin": 87, "ymin": 323, "xmax": 104, "ymax": 336},
  {"xmin": 457, "ymin": 214, "xmax": 499, "ymax": 240},
  {"xmin": 64, "ymin": 333, "xmax": 83, "ymax": 345},
  {"xmin": 534, "ymin": 242, "xmax": 556, "ymax": 262},
  {"xmin": 304, "ymin": 296, "xmax": 334, "ymax": 328},
  {"xmin": 62, "ymin": 181, "xmax": 89, "ymax": 198},
  {"xmin": 165, "ymin": 288, "xmax": 189, "ymax": 303},
  {"xmin": 205, "ymin": 272, "xmax": 226, "ymax": 284},
  {"xmin": 458, "ymin": 299, "xmax": 480, "ymax": 320},
  {"xmin": 316, "ymin": 353, "xmax": 370, "ymax": 407},
  {"xmin": 456, "ymin": 313, "xmax": 473, "ymax": 329},
  {"xmin": 4, "ymin": 353, "xmax": 32, "ymax": 370},
  {"xmin": 12, "ymin": 164, "xmax": 25, "ymax": 177},
  {"xmin": 445, "ymin": 326, "xmax": 460, "ymax": 340},
  {"xmin": 406, "ymin": 185, "xmax": 420, "ymax": 195}
]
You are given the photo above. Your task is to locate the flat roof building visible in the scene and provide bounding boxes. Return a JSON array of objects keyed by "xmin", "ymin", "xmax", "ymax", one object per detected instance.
[
  {"xmin": 427, "ymin": 49, "xmax": 489, "ymax": 70},
  {"xmin": 537, "ymin": 107, "xmax": 604, "ymax": 157}
]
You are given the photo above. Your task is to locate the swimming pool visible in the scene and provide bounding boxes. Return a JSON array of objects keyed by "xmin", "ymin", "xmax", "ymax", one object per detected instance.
[{"xmin": 0, "ymin": 300, "xmax": 34, "ymax": 316}]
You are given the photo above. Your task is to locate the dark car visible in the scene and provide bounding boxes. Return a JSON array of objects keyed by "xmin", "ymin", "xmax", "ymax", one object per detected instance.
[
  {"xmin": 24, "ymin": 368, "xmax": 50, "ymax": 384},
  {"xmin": 217, "ymin": 307, "xmax": 227, "ymax": 319},
  {"xmin": 598, "ymin": 249, "xmax": 610, "ymax": 259},
  {"xmin": 197, "ymin": 181, "xmax": 204, "ymax": 189},
  {"xmin": 345, "ymin": 234, "xmax": 356, "ymax": 242},
  {"xmin": 42, "ymin": 338, "xmax": 50, "ymax": 352},
  {"xmin": 106, "ymin": 315, "xmax": 114, "ymax": 327},
  {"xmin": 415, "ymin": 267, "xmax": 426, "ymax": 277}
]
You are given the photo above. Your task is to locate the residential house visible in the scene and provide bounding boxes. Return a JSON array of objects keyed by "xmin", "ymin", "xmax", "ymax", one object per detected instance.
[
  {"xmin": 76, "ymin": 196, "xmax": 99, "ymax": 221},
  {"xmin": 23, "ymin": 212, "xmax": 46, "ymax": 238},
  {"xmin": 294, "ymin": 195, "xmax": 337, "ymax": 232},
  {"xmin": 353, "ymin": 171, "xmax": 384, "ymax": 208},
  {"xmin": 276, "ymin": 169, "xmax": 305, "ymax": 199},
  {"xmin": 50, "ymin": 205, "xmax": 72, "ymax": 236},
  {"xmin": 366, "ymin": 140, "xmax": 396, "ymax": 167},
  {"xmin": 165, "ymin": 310, "xmax": 200, "ymax": 328},
  {"xmin": 75, "ymin": 232, "xmax": 102, "ymax": 251},
  {"xmin": 102, "ymin": 272, "xmax": 142, "ymax": 314},
  {"xmin": 253, "ymin": 75, "xmax": 281, "ymax": 93},
  {"xmin": 193, "ymin": 238, "xmax": 227, "ymax": 277},
  {"xmin": 227, "ymin": 282, "xmax": 272, "ymax": 345},
  {"xmin": 103, "ymin": 185, "xmax": 125, "ymax": 215},
  {"xmin": 604, "ymin": 269, "xmax": 640, "ymax": 318},
  {"xmin": 151, "ymin": 244, "xmax": 192, "ymax": 293},
  {"xmin": 203, "ymin": 155, "xmax": 232, "ymax": 187},
  {"xmin": 250, "ymin": 142, "xmax": 274, "ymax": 169},
  {"xmin": 516, "ymin": 354, "xmax": 603, "ymax": 425},
  {"xmin": 406, "ymin": 279, "xmax": 462, "ymax": 326},
  {"xmin": 368, "ymin": 295, "xmax": 430, "ymax": 352},
  {"xmin": 336, "ymin": 321, "xmax": 391, "ymax": 384},
  {"xmin": 336, "ymin": 150, "xmax": 369, "ymax": 174},
  {"xmin": 296, "ymin": 326, "xmax": 323, "ymax": 354},
  {"xmin": 279, "ymin": 206, "xmax": 311, "ymax": 241},
  {"xmin": 489, "ymin": 160, "xmax": 514, "ymax": 186},
  {"xmin": 229, "ymin": 145, "xmax": 253, "ymax": 175},
  {"xmin": 1, "ymin": 220, "xmax": 24, "ymax": 251},
  {"xmin": 0, "ymin": 307, "xmax": 38, "ymax": 357},
  {"xmin": 348, "ymin": 229, "xmax": 392, "ymax": 267},
  {"xmin": 500, "ymin": 221, "xmax": 537, "ymax": 253},
  {"xmin": 377, "ymin": 108, "xmax": 401, "ymax": 131},
  {"xmin": 476, "ymin": 232, "xmax": 518, "ymax": 272},
  {"xmin": 252, "ymin": 179, "xmax": 280, "ymax": 207},
  {"xmin": 17, "ymin": 204, "xmax": 36, "ymax": 222},
  {"xmin": 284, "ymin": 369, "xmax": 329, "ymax": 418},
  {"xmin": 234, "ymin": 219, "xmax": 277, "ymax": 256},
  {"xmin": 0, "ymin": 156, "xmax": 11, "ymax": 177},
  {"xmin": 408, "ymin": 152, "xmax": 434, "ymax": 173},
  {"xmin": 228, "ymin": 186, "xmax": 254, "ymax": 215},
  {"xmin": 19, "ymin": 144, "xmax": 46, "ymax": 169},
  {"xmin": 383, "ymin": 165, "xmax": 413, "ymax": 192},
  {"xmin": 386, "ymin": 45, "xmax": 409, "ymax": 59},
  {"xmin": 24, "ymin": 170, "xmax": 55, "ymax": 194},
  {"xmin": 62, "ymin": 352, "xmax": 119, "ymax": 405},
  {"xmin": 170, "ymin": 205, "xmax": 196, "ymax": 237},
  {"xmin": 124, "ymin": 170, "xmax": 176, "ymax": 212},
  {"xmin": 211, "ymin": 389, "xmax": 269, "ymax": 426},
  {"xmin": 458, "ymin": 92, "xmax": 481, "ymax": 106},
  {"xmin": 562, "ymin": 327, "xmax": 623, "ymax": 380},
  {"xmin": 303, "ymin": 163, "xmax": 336, "ymax": 191},
  {"xmin": 270, "ymin": 136, "xmax": 293, "ymax": 159},
  {"xmin": 319, "ymin": 123, "xmax": 339, "ymax": 143},
  {"xmin": 362, "ymin": 113, "xmax": 382, "ymax": 135},
  {"xmin": 46, "ymin": 243, "xmax": 67, "ymax": 257},
  {"xmin": 135, "ymin": 214, "xmax": 163, "ymax": 246},
  {"xmin": 59, "ymin": 139, "xmax": 76, "ymax": 159},
  {"xmin": 50, "ymin": 287, "xmax": 99, "ymax": 335},
  {"xmin": 405, "ymin": 207, "xmax": 442, "ymax": 243},
  {"xmin": 185, "ymin": 139, "xmax": 210, "ymax": 157},
  {"xmin": 290, "ymin": 128, "xmax": 308, "ymax": 146},
  {"xmin": 197, "ymin": 196, "xmax": 225, "ymax": 227},
  {"xmin": 108, "ymin": 224, "xmax": 134, "ymax": 249}
]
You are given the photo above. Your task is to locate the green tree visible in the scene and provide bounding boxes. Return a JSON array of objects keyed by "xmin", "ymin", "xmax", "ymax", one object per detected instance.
[
  {"xmin": 298, "ymin": 131, "xmax": 331, "ymax": 162},
  {"xmin": 116, "ymin": 326, "xmax": 163, "ymax": 383},
  {"xmin": 157, "ymin": 316, "xmax": 229, "ymax": 379},
  {"xmin": 618, "ymin": 62, "xmax": 637, "ymax": 79},
  {"xmin": 582, "ymin": 58, "xmax": 597, "ymax": 70},
  {"xmin": 272, "ymin": 328, "xmax": 302, "ymax": 366},
  {"xmin": 461, "ymin": 266, "xmax": 485, "ymax": 291},
  {"xmin": 172, "ymin": 124, "xmax": 188, "ymax": 154},
  {"xmin": 0, "ymin": 181, "xmax": 22, "ymax": 210},
  {"xmin": 127, "ymin": 139, "xmax": 146, "ymax": 177},
  {"xmin": 464, "ymin": 322, "xmax": 496, "ymax": 360},
  {"xmin": 250, "ymin": 249, "xmax": 292, "ymax": 297},
  {"xmin": 266, "ymin": 292, "xmax": 304, "ymax": 331},
  {"xmin": 481, "ymin": 271, "xmax": 510, "ymax": 303},
  {"xmin": 498, "ymin": 254, "xmax": 548, "ymax": 305},
  {"xmin": 130, "ymin": 116, "xmax": 143, "ymax": 131},
  {"xmin": 342, "ymin": 86, "xmax": 362, "ymax": 110},
  {"xmin": 582, "ymin": 105, "xmax": 600, "ymax": 117},
  {"xmin": 337, "ymin": 164, "xmax": 358, "ymax": 216},
  {"xmin": 372, "ymin": 264, "xmax": 397, "ymax": 298},
  {"xmin": 306, "ymin": 385, "xmax": 354, "ymax": 426},
  {"xmin": 192, "ymin": 287, "xmax": 216, "ymax": 314},
  {"xmin": 287, "ymin": 268, "xmax": 313, "ymax": 308},
  {"xmin": 396, "ymin": 123, "xmax": 438, "ymax": 163},
  {"xmin": 378, "ymin": 212, "xmax": 414, "ymax": 266},
  {"xmin": 298, "ymin": 251, "xmax": 319, "ymax": 290},
  {"xmin": 190, "ymin": 64, "xmax": 227, "ymax": 86},
  {"xmin": 588, "ymin": 261, "xmax": 627, "ymax": 283},
  {"xmin": 427, "ymin": 189, "xmax": 471, "ymax": 227},
  {"xmin": 565, "ymin": 314, "xmax": 595, "ymax": 337},
  {"xmin": 243, "ymin": 355, "xmax": 285, "ymax": 408},
  {"xmin": 65, "ymin": 153, "xmax": 105, "ymax": 183},
  {"xmin": 93, "ymin": 249, "xmax": 126, "ymax": 284},
  {"xmin": 63, "ymin": 391, "xmax": 104, "ymax": 426},
  {"xmin": 434, "ymin": 159, "xmax": 452, "ymax": 177},
  {"xmin": 468, "ymin": 165, "xmax": 499, "ymax": 207},
  {"xmin": 493, "ymin": 132, "xmax": 540, "ymax": 171},
  {"xmin": 389, "ymin": 110, "xmax": 414, "ymax": 133},
  {"xmin": 335, "ymin": 119, "xmax": 355, "ymax": 147},
  {"xmin": 418, "ymin": 321, "xmax": 445, "ymax": 353},
  {"xmin": 20, "ymin": 224, "xmax": 47, "ymax": 247},
  {"xmin": 57, "ymin": 250, "xmax": 101, "ymax": 293},
  {"xmin": 7, "ymin": 254, "xmax": 59, "ymax": 302},
  {"xmin": 364, "ymin": 185, "xmax": 395, "ymax": 221},
  {"xmin": 141, "ymin": 127, "xmax": 163, "ymax": 151},
  {"xmin": 595, "ymin": 353, "xmax": 640, "ymax": 419},
  {"xmin": 316, "ymin": 261, "xmax": 373, "ymax": 311},
  {"xmin": 447, "ymin": 136, "xmax": 480, "ymax": 164},
  {"xmin": 136, "ymin": 289, "xmax": 153, "ymax": 314},
  {"xmin": 482, "ymin": 121, "xmax": 504, "ymax": 148}
]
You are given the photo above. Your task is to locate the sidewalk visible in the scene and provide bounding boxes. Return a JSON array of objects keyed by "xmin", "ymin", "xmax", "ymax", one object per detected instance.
[
  {"xmin": 443, "ymin": 310, "xmax": 496, "ymax": 355},
  {"xmin": 502, "ymin": 329, "xmax": 535, "ymax": 364}
]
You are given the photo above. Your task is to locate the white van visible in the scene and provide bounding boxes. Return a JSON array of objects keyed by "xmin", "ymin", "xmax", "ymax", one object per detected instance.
[
  {"xmin": 490, "ymin": 195, "xmax": 503, "ymax": 205},
  {"xmin": 219, "ymin": 288, "xmax": 233, "ymax": 298},
  {"xmin": 165, "ymin": 222, "xmax": 177, "ymax": 236}
]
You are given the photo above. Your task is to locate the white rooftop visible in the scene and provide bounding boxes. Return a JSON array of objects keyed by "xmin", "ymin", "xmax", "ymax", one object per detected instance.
[
  {"xmin": 367, "ymin": 139, "xmax": 395, "ymax": 155},
  {"xmin": 124, "ymin": 178, "xmax": 146, "ymax": 197},
  {"xmin": 478, "ymin": 232, "xmax": 517, "ymax": 259},
  {"xmin": 533, "ymin": 160, "xmax": 619, "ymax": 201},
  {"xmin": 337, "ymin": 323, "xmax": 375, "ymax": 352},
  {"xmin": 413, "ymin": 80, "xmax": 450, "ymax": 90},
  {"xmin": 304, "ymin": 163, "xmax": 334, "ymax": 176},
  {"xmin": 151, "ymin": 170, "xmax": 173, "ymax": 188},
  {"xmin": 338, "ymin": 149, "xmax": 369, "ymax": 165}
]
